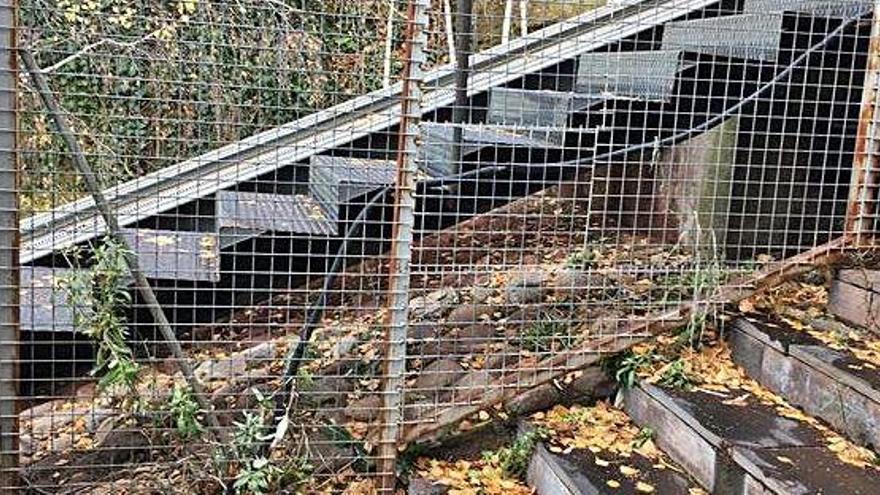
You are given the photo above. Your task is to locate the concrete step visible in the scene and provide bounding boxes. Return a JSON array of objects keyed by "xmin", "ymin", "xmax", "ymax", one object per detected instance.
[
  {"xmin": 524, "ymin": 403, "xmax": 702, "ymax": 494},
  {"xmin": 743, "ymin": 0, "xmax": 873, "ymax": 17},
  {"xmin": 730, "ymin": 313, "xmax": 880, "ymax": 451},
  {"xmin": 216, "ymin": 190, "xmax": 337, "ymax": 247},
  {"xmin": 622, "ymin": 348, "xmax": 880, "ymax": 494},
  {"xmin": 828, "ymin": 269, "xmax": 880, "ymax": 335}
]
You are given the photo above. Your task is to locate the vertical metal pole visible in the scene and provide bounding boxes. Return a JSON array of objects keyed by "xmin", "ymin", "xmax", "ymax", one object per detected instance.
[
  {"xmin": 846, "ymin": 1, "xmax": 880, "ymax": 243},
  {"xmin": 0, "ymin": 0, "xmax": 17, "ymax": 490},
  {"xmin": 377, "ymin": 0, "xmax": 426, "ymax": 491},
  {"xmin": 451, "ymin": 0, "xmax": 473, "ymax": 175}
]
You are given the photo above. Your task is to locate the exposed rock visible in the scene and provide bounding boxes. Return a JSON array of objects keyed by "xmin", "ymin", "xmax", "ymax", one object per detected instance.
[
  {"xmin": 408, "ymin": 477, "xmax": 450, "ymax": 495},
  {"xmin": 347, "ymin": 395, "xmax": 382, "ymax": 422},
  {"xmin": 412, "ymin": 359, "xmax": 465, "ymax": 391},
  {"xmin": 445, "ymin": 304, "xmax": 498, "ymax": 327},
  {"xmin": 410, "ymin": 288, "xmax": 458, "ymax": 321},
  {"xmin": 504, "ymin": 270, "xmax": 551, "ymax": 305}
]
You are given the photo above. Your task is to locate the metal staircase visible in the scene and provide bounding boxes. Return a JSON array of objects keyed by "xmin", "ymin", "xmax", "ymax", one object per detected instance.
[{"xmin": 18, "ymin": 0, "xmax": 874, "ymax": 338}]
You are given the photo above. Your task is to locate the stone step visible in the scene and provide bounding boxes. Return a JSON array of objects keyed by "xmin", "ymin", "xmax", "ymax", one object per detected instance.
[
  {"xmin": 575, "ymin": 50, "xmax": 691, "ymax": 102},
  {"xmin": 523, "ymin": 403, "xmax": 702, "ymax": 494},
  {"xmin": 828, "ymin": 269, "xmax": 880, "ymax": 335},
  {"xmin": 743, "ymin": 0, "xmax": 873, "ymax": 17},
  {"xmin": 215, "ymin": 190, "xmax": 337, "ymax": 247},
  {"xmin": 730, "ymin": 313, "xmax": 880, "ymax": 451},
  {"xmin": 308, "ymin": 155, "xmax": 397, "ymax": 221},
  {"xmin": 622, "ymin": 355, "xmax": 880, "ymax": 494}
]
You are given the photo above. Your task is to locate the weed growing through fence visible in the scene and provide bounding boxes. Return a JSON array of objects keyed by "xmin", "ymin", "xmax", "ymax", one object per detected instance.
[
  {"xmin": 169, "ymin": 383, "xmax": 204, "ymax": 439},
  {"xmin": 517, "ymin": 316, "xmax": 573, "ymax": 353},
  {"xmin": 59, "ymin": 236, "xmax": 140, "ymax": 399},
  {"xmin": 606, "ymin": 349, "xmax": 658, "ymax": 389}
]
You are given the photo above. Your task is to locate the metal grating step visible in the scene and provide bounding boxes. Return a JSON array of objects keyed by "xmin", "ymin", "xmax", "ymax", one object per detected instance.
[
  {"xmin": 309, "ymin": 155, "xmax": 397, "ymax": 221},
  {"xmin": 744, "ymin": 0, "xmax": 873, "ymax": 17},
  {"xmin": 121, "ymin": 228, "xmax": 221, "ymax": 283},
  {"xmin": 661, "ymin": 14, "xmax": 786, "ymax": 62},
  {"xmin": 487, "ymin": 88, "xmax": 604, "ymax": 128},
  {"xmin": 216, "ymin": 190, "xmax": 337, "ymax": 248},
  {"xmin": 575, "ymin": 50, "xmax": 687, "ymax": 101},
  {"xmin": 418, "ymin": 122, "xmax": 562, "ymax": 178},
  {"xmin": 20, "ymin": 266, "xmax": 76, "ymax": 334}
]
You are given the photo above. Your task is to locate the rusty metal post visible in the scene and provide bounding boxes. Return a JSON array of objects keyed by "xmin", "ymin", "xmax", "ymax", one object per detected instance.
[
  {"xmin": 846, "ymin": 1, "xmax": 880, "ymax": 243},
  {"xmin": 0, "ymin": 0, "xmax": 17, "ymax": 490},
  {"xmin": 376, "ymin": 0, "xmax": 427, "ymax": 491}
]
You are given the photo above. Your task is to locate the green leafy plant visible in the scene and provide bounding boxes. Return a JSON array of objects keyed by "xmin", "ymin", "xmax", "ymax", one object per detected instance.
[
  {"xmin": 633, "ymin": 427, "xmax": 654, "ymax": 449},
  {"xmin": 233, "ymin": 457, "xmax": 282, "ymax": 495},
  {"xmin": 59, "ymin": 236, "xmax": 139, "ymax": 396},
  {"xmin": 658, "ymin": 358, "xmax": 693, "ymax": 390},
  {"xmin": 518, "ymin": 317, "xmax": 573, "ymax": 353},
  {"xmin": 169, "ymin": 383, "xmax": 204, "ymax": 439},
  {"xmin": 607, "ymin": 349, "xmax": 657, "ymax": 389},
  {"xmin": 483, "ymin": 429, "xmax": 544, "ymax": 479}
]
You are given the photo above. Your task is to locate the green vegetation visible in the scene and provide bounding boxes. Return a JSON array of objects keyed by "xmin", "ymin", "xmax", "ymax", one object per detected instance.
[
  {"xmin": 169, "ymin": 383, "xmax": 205, "ymax": 439},
  {"xmin": 483, "ymin": 428, "xmax": 544, "ymax": 479},
  {"xmin": 59, "ymin": 236, "xmax": 139, "ymax": 397},
  {"xmin": 21, "ymin": 0, "xmax": 603, "ymax": 215}
]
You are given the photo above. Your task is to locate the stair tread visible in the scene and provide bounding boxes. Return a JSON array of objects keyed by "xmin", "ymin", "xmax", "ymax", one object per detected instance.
[
  {"xmin": 488, "ymin": 88, "xmax": 605, "ymax": 128},
  {"xmin": 20, "ymin": 266, "xmax": 76, "ymax": 333},
  {"xmin": 661, "ymin": 14, "xmax": 786, "ymax": 62},
  {"xmin": 309, "ymin": 155, "xmax": 397, "ymax": 221},
  {"xmin": 216, "ymin": 190, "xmax": 337, "ymax": 236},
  {"xmin": 524, "ymin": 402, "xmax": 701, "ymax": 495},
  {"xmin": 649, "ymin": 384, "xmax": 877, "ymax": 493},
  {"xmin": 529, "ymin": 442, "xmax": 697, "ymax": 495},
  {"xmin": 624, "ymin": 344, "xmax": 880, "ymax": 494},
  {"xmin": 121, "ymin": 228, "xmax": 221, "ymax": 282},
  {"xmin": 735, "ymin": 313, "xmax": 880, "ymax": 395},
  {"xmin": 576, "ymin": 50, "xmax": 685, "ymax": 101},
  {"xmin": 421, "ymin": 121, "xmax": 563, "ymax": 148}
]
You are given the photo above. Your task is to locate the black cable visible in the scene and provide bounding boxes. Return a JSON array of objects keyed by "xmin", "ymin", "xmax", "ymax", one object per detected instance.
[{"xmin": 269, "ymin": 11, "xmax": 861, "ymax": 439}]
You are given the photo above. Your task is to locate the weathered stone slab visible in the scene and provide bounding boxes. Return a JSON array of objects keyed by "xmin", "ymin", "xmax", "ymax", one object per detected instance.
[
  {"xmin": 731, "ymin": 315, "xmax": 880, "ymax": 451},
  {"xmin": 828, "ymin": 279, "xmax": 880, "ymax": 334}
]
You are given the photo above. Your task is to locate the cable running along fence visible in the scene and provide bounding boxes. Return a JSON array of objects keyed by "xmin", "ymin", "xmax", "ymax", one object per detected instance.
[{"xmin": 1, "ymin": 0, "xmax": 878, "ymax": 493}]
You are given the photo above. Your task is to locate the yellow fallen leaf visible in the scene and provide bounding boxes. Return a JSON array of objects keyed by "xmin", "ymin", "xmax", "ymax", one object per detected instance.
[
  {"xmin": 619, "ymin": 465, "xmax": 639, "ymax": 477},
  {"xmin": 594, "ymin": 457, "xmax": 610, "ymax": 467},
  {"xmin": 606, "ymin": 480, "xmax": 621, "ymax": 489},
  {"xmin": 776, "ymin": 456, "xmax": 794, "ymax": 465},
  {"xmin": 636, "ymin": 481, "xmax": 655, "ymax": 493}
]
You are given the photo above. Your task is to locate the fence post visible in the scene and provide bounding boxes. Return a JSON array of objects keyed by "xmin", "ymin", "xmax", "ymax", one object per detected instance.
[
  {"xmin": 846, "ymin": 1, "xmax": 880, "ymax": 242},
  {"xmin": 377, "ymin": 0, "xmax": 426, "ymax": 491},
  {"xmin": 0, "ymin": 0, "xmax": 17, "ymax": 490}
]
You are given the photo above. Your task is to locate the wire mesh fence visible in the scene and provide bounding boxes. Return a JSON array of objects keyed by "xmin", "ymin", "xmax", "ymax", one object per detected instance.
[{"xmin": 3, "ymin": 0, "xmax": 879, "ymax": 493}]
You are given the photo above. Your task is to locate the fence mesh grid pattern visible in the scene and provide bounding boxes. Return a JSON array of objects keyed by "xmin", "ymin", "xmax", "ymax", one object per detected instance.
[{"xmin": 2, "ymin": 0, "xmax": 877, "ymax": 492}]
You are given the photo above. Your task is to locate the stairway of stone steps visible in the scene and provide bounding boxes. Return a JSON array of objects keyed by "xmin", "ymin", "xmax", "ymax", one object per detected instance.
[
  {"xmin": 17, "ymin": 0, "xmax": 873, "ymax": 354},
  {"xmin": 523, "ymin": 262, "xmax": 880, "ymax": 494}
]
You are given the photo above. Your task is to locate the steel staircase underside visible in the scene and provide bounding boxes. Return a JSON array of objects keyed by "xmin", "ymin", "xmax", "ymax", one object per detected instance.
[{"xmin": 18, "ymin": 0, "xmax": 874, "ymax": 333}]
